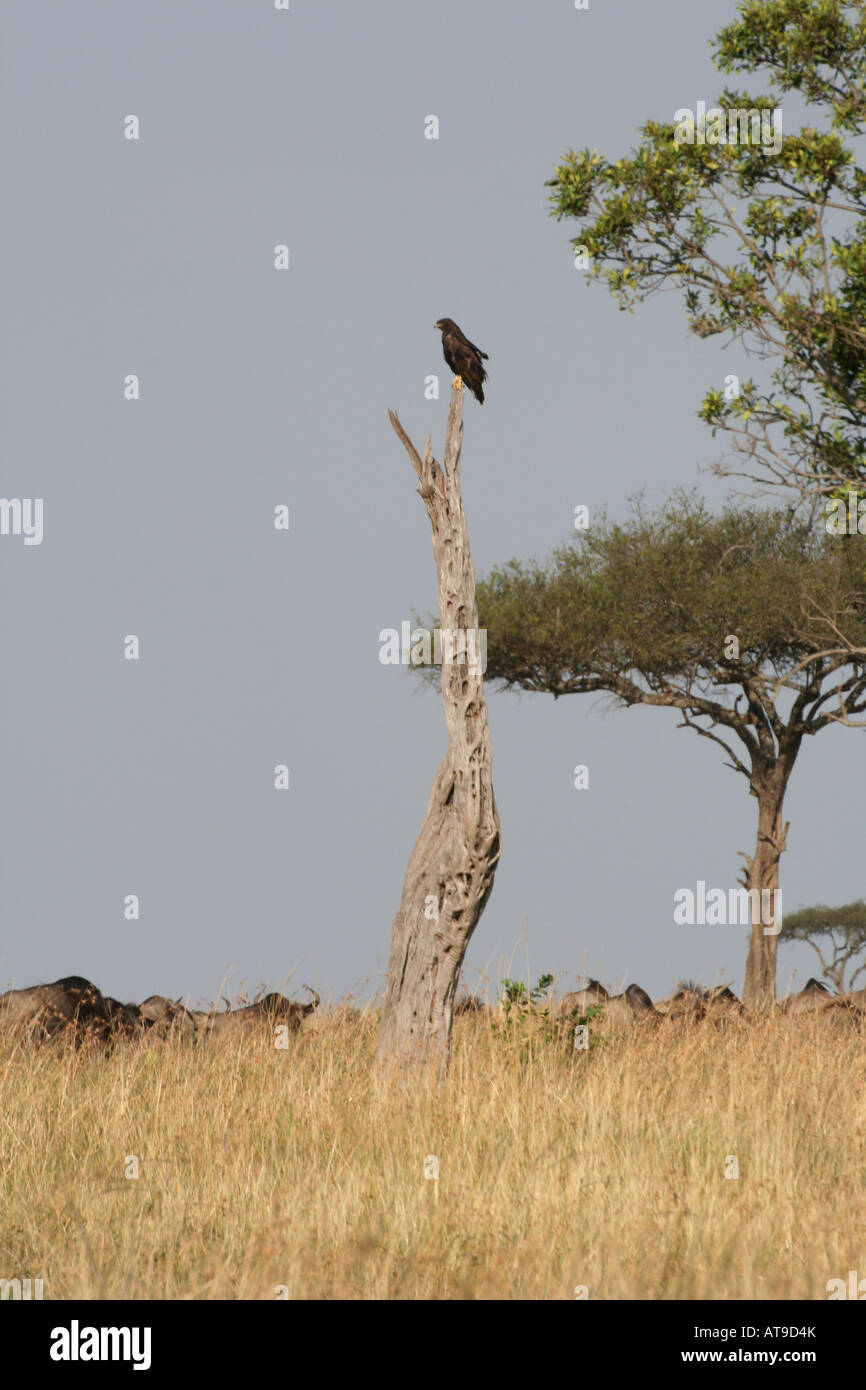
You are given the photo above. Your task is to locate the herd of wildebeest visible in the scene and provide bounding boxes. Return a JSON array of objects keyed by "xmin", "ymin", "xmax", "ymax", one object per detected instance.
[
  {"xmin": 456, "ymin": 976, "xmax": 866, "ymax": 1028},
  {"xmin": 0, "ymin": 975, "xmax": 321, "ymax": 1047},
  {"xmin": 0, "ymin": 972, "xmax": 864, "ymax": 1049}
]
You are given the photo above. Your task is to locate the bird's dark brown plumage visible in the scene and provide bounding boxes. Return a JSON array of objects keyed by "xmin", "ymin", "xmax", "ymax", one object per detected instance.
[{"xmin": 434, "ymin": 318, "xmax": 488, "ymax": 404}]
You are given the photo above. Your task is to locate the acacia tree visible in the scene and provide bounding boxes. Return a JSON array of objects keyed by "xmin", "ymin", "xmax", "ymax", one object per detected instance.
[
  {"xmin": 780, "ymin": 899, "xmax": 866, "ymax": 990},
  {"xmin": 471, "ymin": 494, "xmax": 866, "ymax": 1009},
  {"xmin": 377, "ymin": 388, "xmax": 501, "ymax": 1075},
  {"xmin": 548, "ymin": 0, "xmax": 866, "ymax": 517}
]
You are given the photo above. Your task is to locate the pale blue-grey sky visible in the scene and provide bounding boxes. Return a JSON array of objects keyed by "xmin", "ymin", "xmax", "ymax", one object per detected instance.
[{"xmin": 2, "ymin": 0, "xmax": 862, "ymax": 1008}]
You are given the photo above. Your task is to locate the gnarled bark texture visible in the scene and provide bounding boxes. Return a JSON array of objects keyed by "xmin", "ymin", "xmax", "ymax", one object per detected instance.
[
  {"xmin": 377, "ymin": 387, "xmax": 501, "ymax": 1075},
  {"xmin": 740, "ymin": 747, "xmax": 797, "ymax": 1012}
]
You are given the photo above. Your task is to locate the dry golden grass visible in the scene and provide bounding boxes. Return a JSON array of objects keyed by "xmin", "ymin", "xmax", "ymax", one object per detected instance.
[{"xmin": 1, "ymin": 1007, "xmax": 865, "ymax": 1299}]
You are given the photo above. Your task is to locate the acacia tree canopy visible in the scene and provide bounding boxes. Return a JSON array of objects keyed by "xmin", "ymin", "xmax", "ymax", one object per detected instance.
[{"xmin": 476, "ymin": 493, "xmax": 866, "ymax": 724}]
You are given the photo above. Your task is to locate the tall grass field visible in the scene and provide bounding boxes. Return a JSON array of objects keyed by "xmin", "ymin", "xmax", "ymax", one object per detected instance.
[{"xmin": 2, "ymin": 1008, "xmax": 864, "ymax": 1299}]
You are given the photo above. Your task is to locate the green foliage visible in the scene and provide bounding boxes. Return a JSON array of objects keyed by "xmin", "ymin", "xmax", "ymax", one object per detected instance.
[
  {"xmin": 473, "ymin": 492, "xmax": 866, "ymax": 733},
  {"xmin": 547, "ymin": 0, "xmax": 866, "ymax": 503},
  {"xmin": 492, "ymin": 975, "xmax": 610, "ymax": 1056},
  {"xmin": 499, "ymin": 973, "xmax": 554, "ymax": 1016},
  {"xmin": 493, "ymin": 974, "xmax": 560, "ymax": 1058},
  {"xmin": 563, "ymin": 1001, "xmax": 609, "ymax": 1053},
  {"xmin": 564, "ymin": 1001, "xmax": 606, "ymax": 1026},
  {"xmin": 714, "ymin": 0, "xmax": 866, "ymax": 133}
]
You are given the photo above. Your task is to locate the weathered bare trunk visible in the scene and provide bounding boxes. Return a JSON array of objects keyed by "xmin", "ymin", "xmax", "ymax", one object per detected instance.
[
  {"xmin": 740, "ymin": 759, "xmax": 793, "ymax": 1012},
  {"xmin": 376, "ymin": 387, "xmax": 501, "ymax": 1075}
]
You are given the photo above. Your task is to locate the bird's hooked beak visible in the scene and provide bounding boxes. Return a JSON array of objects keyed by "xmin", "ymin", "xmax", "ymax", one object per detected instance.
[{"xmin": 434, "ymin": 320, "xmax": 442, "ymax": 330}]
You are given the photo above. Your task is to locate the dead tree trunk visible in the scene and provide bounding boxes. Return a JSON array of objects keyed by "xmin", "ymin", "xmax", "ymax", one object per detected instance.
[{"xmin": 376, "ymin": 386, "xmax": 501, "ymax": 1075}]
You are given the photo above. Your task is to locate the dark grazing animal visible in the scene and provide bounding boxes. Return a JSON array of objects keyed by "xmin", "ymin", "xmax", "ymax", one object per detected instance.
[
  {"xmin": 0, "ymin": 977, "xmax": 322, "ymax": 1045},
  {"xmin": 0, "ymin": 979, "xmax": 80, "ymax": 1038},
  {"xmin": 603, "ymin": 983, "xmax": 655, "ymax": 1024},
  {"xmin": 434, "ymin": 318, "xmax": 488, "ymax": 404},
  {"xmin": 195, "ymin": 986, "xmax": 321, "ymax": 1037},
  {"xmin": 101, "ymin": 995, "xmax": 146, "ymax": 1038},
  {"xmin": 0, "ymin": 975, "xmax": 126, "ymax": 1044},
  {"xmin": 657, "ymin": 981, "xmax": 743, "ymax": 1022},
  {"xmin": 558, "ymin": 980, "xmax": 654, "ymax": 1027},
  {"xmin": 558, "ymin": 979, "xmax": 609, "ymax": 1016},
  {"xmin": 138, "ymin": 995, "xmax": 198, "ymax": 1035},
  {"xmin": 454, "ymin": 996, "xmax": 487, "ymax": 1015},
  {"xmin": 779, "ymin": 978, "xmax": 834, "ymax": 1015}
]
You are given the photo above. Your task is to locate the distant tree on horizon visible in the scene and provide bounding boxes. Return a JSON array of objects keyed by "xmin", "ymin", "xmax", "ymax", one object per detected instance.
[{"xmin": 780, "ymin": 898, "xmax": 866, "ymax": 992}]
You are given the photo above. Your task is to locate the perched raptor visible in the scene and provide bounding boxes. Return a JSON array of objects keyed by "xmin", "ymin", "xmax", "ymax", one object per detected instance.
[{"xmin": 434, "ymin": 318, "xmax": 488, "ymax": 404}]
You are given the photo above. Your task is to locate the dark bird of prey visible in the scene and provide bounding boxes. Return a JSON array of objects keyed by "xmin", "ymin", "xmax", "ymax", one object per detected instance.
[{"xmin": 434, "ymin": 318, "xmax": 488, "ymax": 404}]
